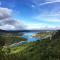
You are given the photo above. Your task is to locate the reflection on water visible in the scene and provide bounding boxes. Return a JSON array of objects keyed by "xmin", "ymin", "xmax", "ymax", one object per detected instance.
[{"xmin": 21, "ymin": 32, "xmax": 40, "ymax": 42}]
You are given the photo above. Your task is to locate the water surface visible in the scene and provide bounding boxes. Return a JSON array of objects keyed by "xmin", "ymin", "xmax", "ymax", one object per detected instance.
[{"xmin": 21, "ymin": 32, "xmax": 40, "ymax": 42}]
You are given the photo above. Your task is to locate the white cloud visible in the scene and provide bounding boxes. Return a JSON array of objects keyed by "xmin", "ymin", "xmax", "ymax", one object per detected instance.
[
  {"xmin": 39, "ymin": 1, "xmax": 60, "ymax": 6},
  {"xmin": 34, "ymin": 12, "xmax": 60, "ymax": 23},
  {"xmin": 46, "ymin": 19, "xmax": 60, "ymax": 22},
  {"xmin": 0, "ymin": 18, "xmax": 26, "ymax": 30},
  {"xmin": 32, "ymin": 9, "xmax": 60, "ymax": 29},
  {"xmin": 39, "ymin": 0, "xmax": 60, "ymax": 6},
  {"xmin": 0, "ymin": 7, "xmax": 25, "ymax": 30},
  {"xmin": 26, "ymin": 23, "xmax": 60, "ymax": 30},
  {"xmin": 0, "ymin": 7, "xmax": 12, "ymax": 19},
  {"xmin": 31, "ymin": 0, "xmax": 60, "ymax": 7},
  {"xmin": 0, "ymin": 24, "xmax": 15, "ymax": 30}
]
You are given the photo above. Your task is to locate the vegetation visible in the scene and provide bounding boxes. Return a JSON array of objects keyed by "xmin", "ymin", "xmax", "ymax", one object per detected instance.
[
  {"xmin": 32, "ymin": 31, "xmax": 54, "ymax": 38},
  {"xmin": 0, "ymin": 30, "xmax": 60, "ymax": 60}
]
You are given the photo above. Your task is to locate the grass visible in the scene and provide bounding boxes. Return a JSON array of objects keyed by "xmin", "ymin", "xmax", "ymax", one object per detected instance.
[{"xmin": 10, "ymin": 45, "xmax": 28, "ymax": 54}]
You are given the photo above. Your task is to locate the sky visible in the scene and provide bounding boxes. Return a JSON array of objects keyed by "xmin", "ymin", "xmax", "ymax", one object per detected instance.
[{"xmin": 0, "ymin": 0, "xmax": 60, "ymax": 30}]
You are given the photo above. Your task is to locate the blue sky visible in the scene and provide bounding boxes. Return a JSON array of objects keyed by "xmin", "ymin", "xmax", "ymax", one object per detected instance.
[{"xmin": 0, "ymin": 0, "xmax": 60, "ymax": 30}]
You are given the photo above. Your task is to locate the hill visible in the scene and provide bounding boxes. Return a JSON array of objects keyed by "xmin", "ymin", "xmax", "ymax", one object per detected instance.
[{"xmin": 0, "ymin": 30, "xmax": 60, "ymax": 60}]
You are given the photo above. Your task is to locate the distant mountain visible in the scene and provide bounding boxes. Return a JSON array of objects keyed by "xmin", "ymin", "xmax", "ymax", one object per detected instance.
[
  {"xmin": 0, "ymin": 29, "xmax": 24, "ymax": 36},
  {"xmin": 0, "ymin": 29, "xmax": 54, "ymax": 33}
]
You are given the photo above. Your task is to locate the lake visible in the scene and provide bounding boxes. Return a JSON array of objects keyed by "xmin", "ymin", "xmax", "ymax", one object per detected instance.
[{"xmin": 21, "ymin": 32, "xmax": 40, "ymax": 42}]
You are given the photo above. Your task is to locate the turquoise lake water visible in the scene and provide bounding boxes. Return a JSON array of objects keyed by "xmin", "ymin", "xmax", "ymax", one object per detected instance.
[{"xmin": 21, "ymin": 32, "xmax": 40, "ymax": 42}]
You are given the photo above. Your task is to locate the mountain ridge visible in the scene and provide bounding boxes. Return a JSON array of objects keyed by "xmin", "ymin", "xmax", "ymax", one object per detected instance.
[{"xmin": 0, "ymin": 29, "xmax": 55, "ymax": 32}]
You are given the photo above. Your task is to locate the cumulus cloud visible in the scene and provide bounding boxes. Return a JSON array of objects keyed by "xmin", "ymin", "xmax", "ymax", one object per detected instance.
[
  {"xmin": 0, "ymin": 24, "xmax": 15, "ymax": 30},
  {"xmin": 0, "ymin": 7, "xmax": 12, "ymax": 19},
  {"xmin": 0, "ymin": 7, "xmax": 25, "ymax": 30}
]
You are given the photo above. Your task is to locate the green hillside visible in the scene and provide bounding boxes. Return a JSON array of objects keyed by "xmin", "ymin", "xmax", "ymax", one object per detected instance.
[{"xmin": 0, "ymin": 30, "xmax": 60, "ymax": 60}]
